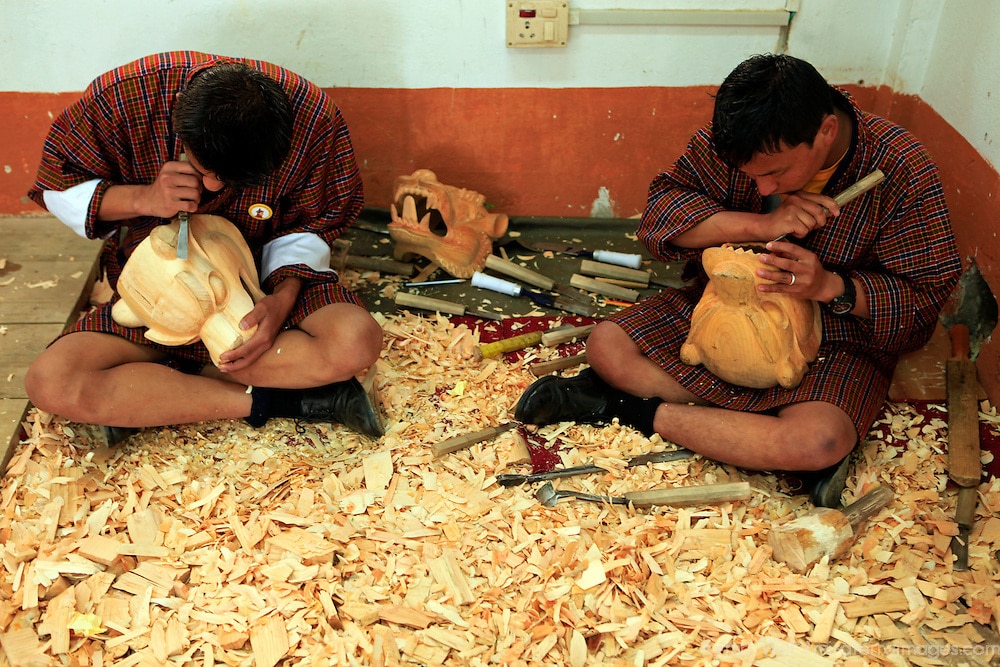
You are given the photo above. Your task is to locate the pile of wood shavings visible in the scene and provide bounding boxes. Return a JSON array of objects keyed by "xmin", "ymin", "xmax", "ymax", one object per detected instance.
[{"xmin": 2, "ymin": 310, "xmax": 1000, "ymax": 667}]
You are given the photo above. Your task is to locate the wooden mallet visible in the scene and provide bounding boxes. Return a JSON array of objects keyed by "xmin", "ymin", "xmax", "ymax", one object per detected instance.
[{"xmin": 768, "ymin": 485, "xmax": 894, "ymax": 572}]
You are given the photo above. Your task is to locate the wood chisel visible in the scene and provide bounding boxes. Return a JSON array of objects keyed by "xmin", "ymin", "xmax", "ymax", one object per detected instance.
[
  {"xmin": 496, "ymin": 447, "xmax": 696, "ymax": 486},
  {"xmin": 535, "ymin": 480, "xmax": 751, "ymax": 508},
  {"xmin": 529, "ymin": 242, "xmax": 643, "ymax": 269},
  {"xmin": 176, "ymin": 153, "xmax": 190, "ymax": 260},
  {"xmin": 432, "ymin": 422, "xmax": 518, "ymax": 458},
  {"xmin": 485, "ymin": 254, "xmax": 593, "ymax": 306},
  {"xmin": 471, "ymin": 272, "xmax": 597, "ymax": 317},
  {"xmin": 771, "ymin": 169, "xmax": 885, "ymax": 243},
  {"xmin": 946, "ymin": 323, "xmax": 981, "ymax": 570},
  {"xmin": 394, "ymin": 292, "xmax": 502, "ymax": 321}
]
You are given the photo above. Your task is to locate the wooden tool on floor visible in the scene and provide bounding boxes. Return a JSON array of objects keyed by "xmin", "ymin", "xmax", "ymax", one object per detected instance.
[
  {"xmin": 432, "ymin": 422, "xmax": 518, "ymax": 458},
  {"xmin": 472, "ymin": 271, "xmax": 596, "ymax": 317},
  {"xmin": 768, "ymin": 485, "xmax": 893, "ymax": 572},
  {"xmin": 535, "ymin": 480, "xmax": 750, "ymax": 508},
  {"xmin": 946, "ymin": 323, "xmax": 981, "ymax": 570},
  {"xmin": 394, "ymin": 292, "xmax": 502, "ymax": 321}
]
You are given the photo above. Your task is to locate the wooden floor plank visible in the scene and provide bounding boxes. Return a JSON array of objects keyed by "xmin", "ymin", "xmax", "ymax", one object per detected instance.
[
  {"xmin": 0, "ymin": 397, "xmax": 29, "ymax": 470},
  {"xmin": 1, "ymin": 216, "xmax": 102, "ymax": 466},
  {"xmin": 2, "ymin": 216, "xmax": 104, "ymax": 261},
  {"xmin": 0, "ymin": 259, "xmax": 98, "ymax": 325},
  {"xmin": 0, "ymin": 323, "xmax": 67, "ymax": 399}
]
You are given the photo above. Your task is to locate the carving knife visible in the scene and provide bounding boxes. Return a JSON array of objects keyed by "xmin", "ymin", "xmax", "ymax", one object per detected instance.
[
  {"xmin": 176, "ymin": 153, "xmax": 190, "ymax": 260},
  {"xmin": 771, "ymin": 169, "xmax": 885, "ymax": 244},
  {"xmin": 496, "ymin": 447, "xmax": 696, "ymax": 486}
]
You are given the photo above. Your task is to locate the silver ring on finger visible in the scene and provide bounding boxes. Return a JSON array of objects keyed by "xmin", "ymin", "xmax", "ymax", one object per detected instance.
[{"xmin": 788, "ymin": 273, "xmax": 796, "ymax": 286}]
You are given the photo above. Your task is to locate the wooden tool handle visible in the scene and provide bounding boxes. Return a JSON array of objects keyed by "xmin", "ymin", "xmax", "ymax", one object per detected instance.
[
  {"xmin": 432, "ymin": 423, "xmax": 516, "ymax": 458},
  {"xmin": 832, "ymin": 169, "xmax": 885, "ymax": 207},
  {"xmin": 529, "ymin": 352, "xmax": 588, "ymax": 377},
  {"xmin": 580, "ymin": 259, "xmax": 651, "ymax": 286},
  {"xmin": 947, "ymin": 323, "xmax": 982, "ymax": 487},
  {"xmin": 624, "ymin": 481, "xmax": 750, "ymax": 508},
  {"xmin": 841, "ymin": 485, "xmax": 894, "ymax": 527},
  {"xmin": 476, "ymin": 330, "xmax": 544, "ymax": 359},
  {"xmin": 541, "ymin": 324, "xmax": 595, "ymax": 347},
  {"xmin": 395, "ymin": 292, "xmax": 466, "ymax": 316},
  {"xmin": 570, "ymin": 274, "xmax": 640, "ymax": 302},
  {"xmin": 485, "ymin": 255, "xmax": 555, "ymax": 291}
]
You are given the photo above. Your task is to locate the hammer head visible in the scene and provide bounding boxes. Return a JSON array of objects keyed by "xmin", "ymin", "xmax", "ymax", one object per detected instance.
[{"xmin": 535, "ymin": 482, "xmax": 560, "ymax": 507}]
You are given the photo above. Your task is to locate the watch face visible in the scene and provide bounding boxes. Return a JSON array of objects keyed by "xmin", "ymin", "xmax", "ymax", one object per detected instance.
[{"xmin": 830, "ymin": 299, "xmax": 853, "ymax": 315}]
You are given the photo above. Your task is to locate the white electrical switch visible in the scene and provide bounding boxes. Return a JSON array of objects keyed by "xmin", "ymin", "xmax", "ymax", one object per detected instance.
[{"xmin": 506, "ymin": 1, "xmax": 569, "ymax": 48}]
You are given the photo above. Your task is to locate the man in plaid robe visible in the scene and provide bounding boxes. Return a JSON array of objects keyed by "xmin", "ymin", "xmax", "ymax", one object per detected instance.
[
  {"xmin": 516, "ymin": 54, "xmax": 961, "ymax": 506},
  {"xmin": 26, "ymin": 52, "xmax": 384, "ymax": 440}
]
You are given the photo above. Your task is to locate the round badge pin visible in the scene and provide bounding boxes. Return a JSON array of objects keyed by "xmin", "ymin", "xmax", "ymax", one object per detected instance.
[{"xmin": 249, "ymin": 203, "xmax": 273, "ymax": 220}]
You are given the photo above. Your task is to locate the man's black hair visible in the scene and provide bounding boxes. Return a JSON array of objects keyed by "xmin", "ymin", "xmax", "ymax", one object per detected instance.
[
  {"xmin": 172, "ymin": 63, "xmax": 293, "ymax": 187},
  {"xmin": 711, "ymin": 54, "xmax": 834, "ymax": 168}
]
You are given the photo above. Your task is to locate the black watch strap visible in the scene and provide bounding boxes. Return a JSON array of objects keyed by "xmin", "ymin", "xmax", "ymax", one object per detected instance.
[{"xmin": 829, "ymin": 272, "xmax": 856, "ymax": 316}]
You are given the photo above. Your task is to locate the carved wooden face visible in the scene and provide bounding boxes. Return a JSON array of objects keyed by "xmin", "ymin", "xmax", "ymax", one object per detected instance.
[
  {"xmin": 388, "ymin": 169, "xmax": 508, "ymax": 278},
  {"xmin": 111, "ymin": 215, "xmax": 265, "ymax": 366},
  {"xmin": 680, "ymin": 244, "xmax": 822, "ymax": 389}
]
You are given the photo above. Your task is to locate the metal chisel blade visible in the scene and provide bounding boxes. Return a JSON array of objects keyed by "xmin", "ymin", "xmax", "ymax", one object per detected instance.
[
  {"xmin": 176, "ymin": 152, "xmax": 190, "ymax": 260},
  {"xmin": 177, "ymin": 212, "xmax": 189, "ymax": 260}
]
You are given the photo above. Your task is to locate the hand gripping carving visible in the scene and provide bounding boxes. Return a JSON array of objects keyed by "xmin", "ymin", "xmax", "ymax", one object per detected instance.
[
  {"xmin": 680, "ymin": 244, "xmax": 822, "ymax": 389},
  {"xmin": 389, "ymin": 169, "xmax": 508, "ymax": 278},
  {"xmin": 111, "ymin": 214, "xmax": 266, "ymax": 366}
]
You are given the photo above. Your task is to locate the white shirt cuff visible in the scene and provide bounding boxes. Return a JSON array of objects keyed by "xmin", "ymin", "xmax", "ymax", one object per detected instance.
[
  {"xmin": 42, "ymin": 180, "xmax": 100, "ymax": 238},
  {"xmin": 260, "ymin": 232, "xmax": 334, "ymax": 281}
]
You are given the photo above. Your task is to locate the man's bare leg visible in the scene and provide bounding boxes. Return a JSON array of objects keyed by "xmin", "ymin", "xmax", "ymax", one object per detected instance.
[
  {"xmin": 25, "ymin": 302, "xmax": 382, "ymax": 429},
  {"xmin": 584, "ymin": 321, "xmax": 857, "ymax": 472}
]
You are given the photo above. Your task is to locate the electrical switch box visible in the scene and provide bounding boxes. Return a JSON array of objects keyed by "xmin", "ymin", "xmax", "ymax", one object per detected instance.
[{"xmin": 506, "ymin": 1, "xmax": 569, "ymax": 48}]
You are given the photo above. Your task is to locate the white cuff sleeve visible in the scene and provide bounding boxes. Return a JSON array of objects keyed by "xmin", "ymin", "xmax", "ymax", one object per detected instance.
[
  {"xmin": 42, "ymin": 180, "xmax": 101, "ymax": 238},
  {"xmin": 260, "ymin": 232, "xmax": 334, "ymax": 281}
]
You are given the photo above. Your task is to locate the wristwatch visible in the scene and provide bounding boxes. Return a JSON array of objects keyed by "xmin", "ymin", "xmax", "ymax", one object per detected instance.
[{"xmin": 829, "ymin": 272, "xmax": 856, "ymax": 316}]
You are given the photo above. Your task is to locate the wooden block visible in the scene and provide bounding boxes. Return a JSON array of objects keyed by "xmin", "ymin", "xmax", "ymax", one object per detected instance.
[
  {"xmin": 249, "ymin": 614, "xmax": 289, "ymax": 667},
  {"xmin": 842, "ymin": 588, "xmax": 909, "ymax": 618},
  {"xmin": 378, "ymin": 605, "xmax": 435, "ymax": 629},
  {"xmin": 570, "ymin": 274, "xmax": 640, "ymax": 302},
  {"xmin": 363, "ymin": 451, "xmax": 394, "ymax": 492},
  {"xmin": 76, "ymin": 534, "xmax": 122, "ymax": 566},
  {"xmin": 266, "ymin": 528, "xmax": 336, "ymax": 564},
  {"xmin": 579, "ymin": 258, "xmax": 651, "ymax": 285},
  {"xmin": 428, "ymin": 551, "xmax": 476, "ymax": 605}
]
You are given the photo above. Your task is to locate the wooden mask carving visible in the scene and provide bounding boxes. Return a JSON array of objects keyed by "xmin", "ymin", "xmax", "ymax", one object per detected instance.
[
  {"xmin": 680, "ymin": 244, "xmax": 822, "ymax": 389},
  {"xmin": 111, "ymin": 214, "xmax": 266, "ymax": 366},
  {"xmin": 389, "ymin": 169, "xmax": 508, "ymax": 278}
]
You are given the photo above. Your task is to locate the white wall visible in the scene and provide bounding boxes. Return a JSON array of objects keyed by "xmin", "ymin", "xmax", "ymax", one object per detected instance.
[{"xmin": 2, "ymin": 0, "xmax": 997, "ymax": 169}]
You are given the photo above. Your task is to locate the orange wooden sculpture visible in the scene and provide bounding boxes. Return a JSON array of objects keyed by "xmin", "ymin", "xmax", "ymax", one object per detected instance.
[
  {"xmin": 680, "ymin": 243, "xmax": 821, "ymax": 389},
  {"xmin": 389, "ymin": 169, "xmax": 508, "ymax": 278},
  {"xmin": 111, "ymin": 214, "xmax": 265, "ymax": 366}
]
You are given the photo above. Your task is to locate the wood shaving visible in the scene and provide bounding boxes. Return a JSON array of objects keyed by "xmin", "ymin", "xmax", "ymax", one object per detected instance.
[{"xmin": 1, "ymin": 311, "xmax": 999, "ymax": 666}]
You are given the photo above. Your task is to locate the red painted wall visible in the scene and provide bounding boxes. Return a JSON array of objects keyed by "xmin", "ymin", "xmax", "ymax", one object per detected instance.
[{"xmin": 2, "ymin": 86, "xmax": 997, "ymax": 398}]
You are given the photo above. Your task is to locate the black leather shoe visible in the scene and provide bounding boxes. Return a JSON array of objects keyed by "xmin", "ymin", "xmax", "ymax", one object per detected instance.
[
  {"xmin": 808, "ymin": 455, "xmax": 852, "ymax": 508},
  {"xmin": 514, "ymin": 368, "xmax": 614, "ymax": 426},
  {"xmin": 103, "ymin": 425, "xmax": 138, "ymax": 446},
  {"xmin": 299, "ymin": 378, "xmax": 384, "ymax": 438}
]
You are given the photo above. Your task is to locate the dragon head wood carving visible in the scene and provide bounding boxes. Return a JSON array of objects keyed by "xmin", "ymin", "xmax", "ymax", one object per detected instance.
[
  {"xmin": 388, "ymin": 169, "xmax": 508, "ymax": 277},
  {"xmin": 111, "ymin": 214, "xmax": 265, "ymax": 366},
  {"xmin": 680, "ymin": 243, "xmax": 822, "ymax": 389}
]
